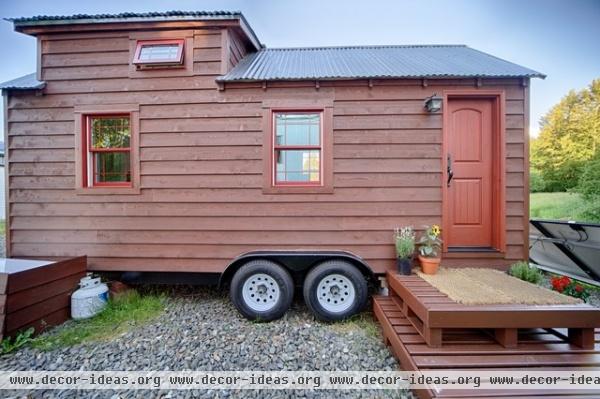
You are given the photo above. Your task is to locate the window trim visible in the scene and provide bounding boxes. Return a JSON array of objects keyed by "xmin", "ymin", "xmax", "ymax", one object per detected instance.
[
  {"xmin": 133, "ymin": 39, "xmax": 185, "ymax": 66},
  {"xmin": 272, "ymin": 111, "xmax": 324, "ymax": 187},
  {"xmin": 128, "ymin": 32, "xmax": 194, "ymax": 79},
  {"xmin": 262, "ymin": 100, "xmax": 334, "ymax": 195},
  {"xmin": 74, "ymin": 104, "xmax": 140, "ymax": 195},
  {"xmin": 83, "ymin": 114, "xmax": 132, "ymax": 188}
]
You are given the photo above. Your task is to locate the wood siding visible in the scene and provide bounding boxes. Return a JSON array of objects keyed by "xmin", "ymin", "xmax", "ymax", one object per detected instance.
[
  {"xmin": 226, "ymin": 28, "xmax": 251, "ymax": 72},
  {"xmin": 5, "ymin": 28, "xmax": 529, "ymax": 274}
]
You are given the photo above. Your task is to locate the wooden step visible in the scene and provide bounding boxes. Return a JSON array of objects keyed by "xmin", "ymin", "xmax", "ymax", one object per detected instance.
[{"xmin": 373, "ymin": 295, "xmax": 600, "ymax": 399}]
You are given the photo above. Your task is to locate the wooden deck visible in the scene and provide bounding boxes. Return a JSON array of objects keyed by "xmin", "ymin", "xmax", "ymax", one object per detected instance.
[
  {"xmin": 387, "ymin": 272, "xmax": 600, "ymax": 348},
  {"xmin": 374, "ymin": 272, "xmax": 600, "ymax": 399}
]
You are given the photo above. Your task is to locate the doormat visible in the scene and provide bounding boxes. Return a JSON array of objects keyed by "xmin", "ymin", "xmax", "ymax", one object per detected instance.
[{"xmin": 416, "ymin": 268, "xmax": 581, "ymax": 305}]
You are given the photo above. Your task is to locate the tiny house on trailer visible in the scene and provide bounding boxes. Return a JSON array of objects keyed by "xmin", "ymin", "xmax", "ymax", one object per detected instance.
[{"xmin": 0, "ymin": 11, "xmax": 544, "ymax": 322}]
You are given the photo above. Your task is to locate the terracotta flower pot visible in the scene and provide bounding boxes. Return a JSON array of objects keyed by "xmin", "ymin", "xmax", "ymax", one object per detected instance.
[{"xmin": 418, "ymin": 255, "xmax": 441, "ymax": 275}]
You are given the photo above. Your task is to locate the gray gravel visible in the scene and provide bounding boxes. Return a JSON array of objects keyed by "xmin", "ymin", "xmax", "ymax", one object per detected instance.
[{"xmin": 0, "ymin": 287, "xmax": 413, "ymax": 399}]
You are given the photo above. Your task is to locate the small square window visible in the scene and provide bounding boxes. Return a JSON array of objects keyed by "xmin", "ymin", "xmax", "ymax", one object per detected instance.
[{"xmin": 133, "ymin": 39, "xmax": 184, "ymax": 68}]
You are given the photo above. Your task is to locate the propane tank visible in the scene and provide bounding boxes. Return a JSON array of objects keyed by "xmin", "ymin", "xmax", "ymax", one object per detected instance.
[{"xmin": 71, "ymin": 274, "xmax": 109, "ymax": 320}]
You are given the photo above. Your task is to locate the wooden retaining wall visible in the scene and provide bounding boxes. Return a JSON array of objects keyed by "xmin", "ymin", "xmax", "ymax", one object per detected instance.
[{"xmin": 0, "ymin": 256, "xmax": 86, "ymax": 340}]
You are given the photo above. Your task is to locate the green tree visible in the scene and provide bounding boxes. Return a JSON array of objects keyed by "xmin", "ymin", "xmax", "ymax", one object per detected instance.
[
  {"xmin": 576, "ymin": 155, "xmax": 600, "ymax": 200},
  {"xmin": 575, "ymin": 154, "xmax": 600, "ymax": 222},
  {"xmin": 531, "ymin": 79, "xmax": 600, "ymax": 191}
]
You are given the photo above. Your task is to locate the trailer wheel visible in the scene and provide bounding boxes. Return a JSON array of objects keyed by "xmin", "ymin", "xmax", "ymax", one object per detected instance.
[
  {"xmin": 230, "ymin": 259, "xmax": 294, "ymax": 322},
  {"xmin": 303, "ymin": 260, "xmax": 368, "ymax": 322}
]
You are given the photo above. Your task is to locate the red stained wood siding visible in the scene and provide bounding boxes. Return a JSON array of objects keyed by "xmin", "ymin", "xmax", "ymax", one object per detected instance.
[{"xmin": 5, "ymin": 26, "xmax": 529, "ymax": 274}]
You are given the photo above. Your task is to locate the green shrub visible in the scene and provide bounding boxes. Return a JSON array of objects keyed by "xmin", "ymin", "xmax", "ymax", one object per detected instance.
[
  {"xmin": 576, "ymin": 156, "xmax": 600, "ymax": 200},
  {"xmin": 578, "ymin": 196, "xmax": 600, "ymax": 223},
  {"xmin": 571, "ymin": 155, "xmax": 600, "ymax": 223},
  {"xmin": 508, "ymin": 261, "xmax": 543, "ymax": 284},
  {"xmin": 542, "ymin": 176, "xmax": 575, "ymax": 192},
  {"xmin": 529, "ymin": 170, "xmax": 547, "ymax": 193},
  {"xmin": 535, "ymin": 163, "xmax": 583, "ymax": 192}
]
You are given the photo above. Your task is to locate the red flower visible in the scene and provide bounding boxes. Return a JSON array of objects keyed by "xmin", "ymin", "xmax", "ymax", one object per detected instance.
[
  {"xmin": 551, "ymin": 277, "xmax": 561, "ymax": 291},
  {"xmin": 551, "ymin": 276, "xmax": 571, "ymax": 293},
  {"xmin": 575, "ymin": 285, "xmax": 584, "ymax": 293}
]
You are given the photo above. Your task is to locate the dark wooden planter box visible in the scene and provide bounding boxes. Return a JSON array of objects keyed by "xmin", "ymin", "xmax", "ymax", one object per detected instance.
[{"xmin": 0, "ymin": 256, "xmax": 87, "ymax": 341}]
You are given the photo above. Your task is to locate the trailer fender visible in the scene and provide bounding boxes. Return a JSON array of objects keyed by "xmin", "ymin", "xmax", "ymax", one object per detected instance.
[{"xmin": 218, "ymin": 250, "xmax": 374, "ymax": 288}]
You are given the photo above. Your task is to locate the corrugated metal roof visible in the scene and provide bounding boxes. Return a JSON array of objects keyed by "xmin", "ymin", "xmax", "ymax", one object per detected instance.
[
  {"xmin": 6, "ymin": 10, "xmax": 240, "ymax": 24},
  {"xmin": 6, "ymin": 11, "xmax": 263, "ymax": 50},
  {"xmin": 0, "ymin": 73, "xmax": 45, "ymax": 91},
  {"xmin": 219, "ymin": 45, "xmax": 545, "ymax": 81}
]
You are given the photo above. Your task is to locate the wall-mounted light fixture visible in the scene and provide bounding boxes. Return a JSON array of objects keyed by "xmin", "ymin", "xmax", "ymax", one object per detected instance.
[{"xmin": 424, "ymin": 94, "xmax": 443, "ymax": 113}]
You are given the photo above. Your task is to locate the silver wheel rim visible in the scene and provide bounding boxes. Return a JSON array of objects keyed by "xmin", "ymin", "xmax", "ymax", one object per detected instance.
[
  {"xmin": 316, "ymin": 273, "xmax": 356, "ymax": 313},
  {"xmin": 242, "ymin": 273, "xmax": 281, "ymax": 312}
]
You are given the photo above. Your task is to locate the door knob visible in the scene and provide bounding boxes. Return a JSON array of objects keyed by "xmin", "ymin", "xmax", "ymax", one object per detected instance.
[{"xmin": 447, "ymin": 154, "xmax": 454, "ymax": 187}]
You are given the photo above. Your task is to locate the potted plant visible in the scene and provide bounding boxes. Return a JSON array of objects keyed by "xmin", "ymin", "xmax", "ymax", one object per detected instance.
[
  {"xmin": 417, "ymin": 225, "xmax": 443, "ymax": 275},
  {"xmin": 394, "ymin": 226, "xmax": 415, "ymax": 275}
]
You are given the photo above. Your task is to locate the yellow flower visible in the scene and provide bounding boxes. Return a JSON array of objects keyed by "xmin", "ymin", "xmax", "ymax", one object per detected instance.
[{"xmin": 431, "ymin": 225, "xmax": 441, "ymax": 236}]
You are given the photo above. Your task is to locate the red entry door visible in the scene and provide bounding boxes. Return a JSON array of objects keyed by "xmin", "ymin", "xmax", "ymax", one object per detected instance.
[{"xmin": 446, "ymin": 98, "xmax": 494, "ymax": 248}]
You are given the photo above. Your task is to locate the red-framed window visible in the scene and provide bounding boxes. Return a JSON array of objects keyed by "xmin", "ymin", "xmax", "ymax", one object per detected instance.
[
  {"xmin": 133, "ymin": 39, "xmax": 185, "ymax": 66},
  {"xmin": 273, "ymin": 112, "xmax": 323, "ymax": 186},
  {"xmin": 82, "ymin": 115, "xmax": 132, "ymax": 187}
]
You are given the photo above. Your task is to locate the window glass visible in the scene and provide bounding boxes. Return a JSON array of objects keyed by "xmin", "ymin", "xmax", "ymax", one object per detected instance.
[
  {"xmin": 275, "ymin": 149, "xmax": 320, "ymax": 183},
  {"xmin": 91, "ymin": 117, "xmax": 130, "ymax": 149},
  {"xmin": 94, "ymin": 152, "xmax": 131, "ymax": 183},
  {"xmin": 138, "ymin": 44, "xmax": 180, "ymax": 61},
  {"xmin": 275, "ymin": 114, "xmax": 320, "ymax": 146}
]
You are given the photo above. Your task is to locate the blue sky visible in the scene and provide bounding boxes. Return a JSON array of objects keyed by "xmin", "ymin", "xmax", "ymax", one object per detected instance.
[{"xmin": 1, "ymin": 0, "xmax": 599, "ymax": 138}]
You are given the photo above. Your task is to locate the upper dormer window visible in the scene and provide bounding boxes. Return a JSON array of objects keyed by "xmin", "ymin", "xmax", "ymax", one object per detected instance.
[{"xmin": 133, "ymin": 39, "xmax": 184, "ymax": 69}]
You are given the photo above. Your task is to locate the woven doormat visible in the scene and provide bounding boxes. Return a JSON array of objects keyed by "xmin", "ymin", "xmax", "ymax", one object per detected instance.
[{"xmin": 416, "ymin": 268, "xmax": 581, "ymax": 305}]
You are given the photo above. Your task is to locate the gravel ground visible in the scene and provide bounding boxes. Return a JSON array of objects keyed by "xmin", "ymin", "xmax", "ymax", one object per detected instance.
[{"xmin": 0, "ymin": 287, "xmax": 413, "ymax": 399}]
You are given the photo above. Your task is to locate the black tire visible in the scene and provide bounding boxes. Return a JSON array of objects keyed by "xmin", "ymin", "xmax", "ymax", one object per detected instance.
[
  {"xmin": 229, "ymin": 259, "xmax": 294, "ymax": 322},
  {"xmin": 303, "ymin": 260, "xmax": 368, "ymax": 322}
]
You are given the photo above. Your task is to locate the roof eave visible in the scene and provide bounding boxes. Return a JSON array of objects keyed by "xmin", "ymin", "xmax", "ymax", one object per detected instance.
[
  {"xmin": 237, "ymin": 14, "xmax": 263, "ymax": 50},
  {"xmin": 0, "ymin": 73, "xmax": 47, "ymax": 92},
  {"xmin": 1, "ymin": 84, "xmax": 46, "ymax": 94},
  {"xmin": 217, "ymin": 74, "xmax": 546, "ymax": 83}
]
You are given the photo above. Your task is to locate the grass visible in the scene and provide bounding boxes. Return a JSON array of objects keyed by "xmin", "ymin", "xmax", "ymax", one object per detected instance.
[
  {"xmin": 1, "ymin": 327, "xmax": 34, "ymax": 355},
  {"xmin": 330, "ymin": 312, "xmax": 380, "ymax": 338},
  {"xmin": 530, "ymin": 192, "xmax": 590, "ymax": 221},
  {"xmin": 30, "ymin": 291, "xmax": 166, "ymax": 351}
]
